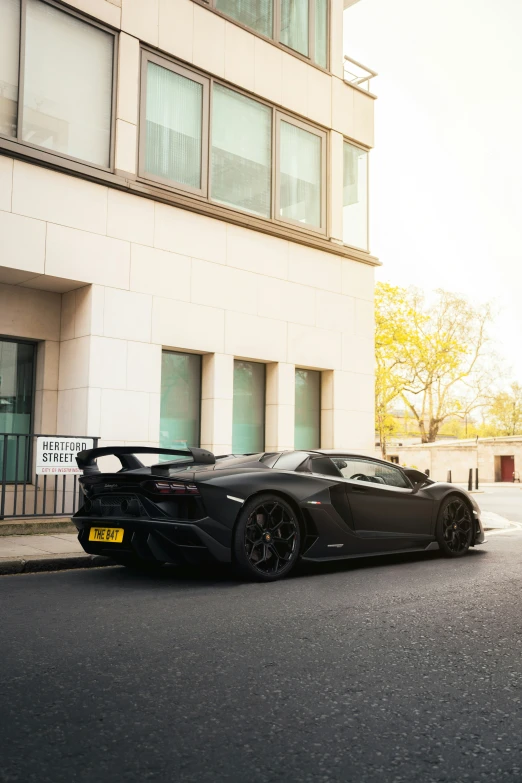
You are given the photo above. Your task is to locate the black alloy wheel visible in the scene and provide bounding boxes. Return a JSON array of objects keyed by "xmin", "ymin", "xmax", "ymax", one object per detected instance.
[
  {"xmin": 233, "ymin": 494, "xmax": 301, "ymax": 582},
  {"xmin": 437, "ymin": 496, "xmax": 473, "ymax": 557}
]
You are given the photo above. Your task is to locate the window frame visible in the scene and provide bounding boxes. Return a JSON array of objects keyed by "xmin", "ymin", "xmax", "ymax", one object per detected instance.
[
  {"xmin": 160, "ymin": 349, "xmax": 203, "ymax": 450},
  {"xmin": 208, "ymin": 82, "xmax": 274, "ymax": 219},
  {"xmin": 294, "ymin": 367, "xmax": 322, "ymax": 449},
  {"xmin": 276, "ymin": 112, "xmax": 327, "ymax": 234},
  {"xmin": 0, "ymin": 335, "xmax": 37, "ymax": 483},
  {"xmin": 342, "ymin": 137, "xmax": 370, "ymax": 253},
  {"xmin": 139, "ymin": 51, "xmax": 210, "ymax": 197},
  {"xmin": 0, "ymin": 0, "xmax": 118, "ymax": 173},
  {"xmin": 232, "ymin": 358, "xmax": 266, "ymax": 454},
  {"xmin": 137, "ymin": 49, "xmax": 328, "ymax": 237},
  {"xmin": 194, "ymin": 0, "xmax": 330, "ymax": 72}
]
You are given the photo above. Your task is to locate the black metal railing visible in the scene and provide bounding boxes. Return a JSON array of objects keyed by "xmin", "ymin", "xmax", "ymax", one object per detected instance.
[{"xmin": 0, "ymin": 433, "xmax": 99, "ymax": 520}]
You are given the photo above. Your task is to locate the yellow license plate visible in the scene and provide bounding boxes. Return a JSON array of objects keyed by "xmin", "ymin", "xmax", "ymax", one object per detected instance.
[{"xmin": 88, "ymin": 527, "xmax": 124, "ymax": 543}]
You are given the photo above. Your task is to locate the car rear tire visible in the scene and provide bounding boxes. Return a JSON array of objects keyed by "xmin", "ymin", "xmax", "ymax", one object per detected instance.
[
  {"xmin": 436, "ymin": 495, "xmax": 473, "ymax": 558},
  {"xmin": 233, "ymin": 494, "xmax": 301, "ymax": 582}
]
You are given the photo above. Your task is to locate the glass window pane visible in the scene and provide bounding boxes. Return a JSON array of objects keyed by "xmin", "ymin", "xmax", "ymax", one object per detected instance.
[
  {"xmin": 215, "ymin": 0, "xmax": 272, "ymax": 38},
  {"xmin": 211, "ymin": 85, "xmax": 272, "ymax": 218},
  {"xmin": 294, "ymin": 369, "xmax": 320, "ymax": 450},
  {"xmin": 22, "ymin": 0, "xmax": 113, "ymax": 167},
  {"xmin": 332, "ymin": 458, "xmax": 409, "ymax": 488},
  {"xmin": 313, "ymin": 0, "xmax": 327, "ymax": 67},
  {"xmin": 279, "ymin": 120, "xmax": 321, "ymax": 227},
  {"xmin": 145, "ymin": 62, "xmax": 203, "ymax": 190},
  {"xmin": 280, "ymin": 0, "xmax": 309, "ymax": 56},
  {"xmin": 343, "ymin": 141, "xmax": 368, "ymax": 250},
  {"xmin": 160, "ymin": 352, "xmax": 201, "ymax": 451},
  {"xmin": 0, "ymin": 0, "xmax": 20, "ymax": 138},
  {"xmin": 232, "ymin": 360, "xmax": 265, "ymax": 453},
  {"xmin": 0, "ymin": 340, "xmax": 35, "ymax": 482}
]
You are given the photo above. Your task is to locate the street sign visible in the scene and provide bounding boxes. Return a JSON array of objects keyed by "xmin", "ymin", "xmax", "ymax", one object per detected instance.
[{"xmin": 35, "ymin": 437, "xmax": 94, "ymax": 475}]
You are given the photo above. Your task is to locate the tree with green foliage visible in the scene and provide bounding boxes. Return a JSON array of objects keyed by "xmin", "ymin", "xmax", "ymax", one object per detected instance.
[
  {"xmin": 486, "ymin": 383, "xmax": 522, "ymax": 436},
  {"xmin": 375, "ymin": 283, "xmax": 497, "ymax": 450}
]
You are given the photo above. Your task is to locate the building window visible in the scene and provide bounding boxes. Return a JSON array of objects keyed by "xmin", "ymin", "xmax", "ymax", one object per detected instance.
[
  {"xmin": 139, "ymin": 53, "xmax": 327, "ymax": 234},
  {"xmin": 294, "ymin": 369, "xmax": 320, "ymax": 449},
  {"xmin": 215, "ymin": 0, "xmax": 272, "ymax": 38},
  {"xmin": 232, "ymin": 360, "xmax": 265, "ymax": 453},
  {"xmin": 313, "ymin": 0, "xmax": 328, "ymax": 68},
  {"xmin": 343, "ymin": 141, "xmax": 369, "ymax": 250},
  {"xmin": 280, "ymin": 0, "xmax": 309, "ymax": 56},
  {"xmin": 0, "ymin": 0, "xmax": 115, "ymax": 168},
  {"xmin": 278, "ymin": 116, "xmax": 325, "ymax": 230},
  {"xmin": 142, "ymin": 56, "xmax": 209, "ymax": 194},
  {"xmin": 0, "ymin": 0, "xmax": 20, "ymax": 138},
  {"xmin": 160, "ymin": 351, "xmax": 201, "ymax": 451},
  {"xmin": 201, "ymin": 0, "xmax": 328, "ymax": 68},
  {"xmin": 211, "ymin": 84, "xmax": 272, "ymax": 218},
  {"xmin": 0, "ymin": 338, "xmax": 35, "ymax": 482}
]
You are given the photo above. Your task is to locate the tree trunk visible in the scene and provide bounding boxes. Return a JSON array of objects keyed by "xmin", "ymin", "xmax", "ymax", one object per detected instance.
[
  {"xmin": 419, "ymin": 420, "xmax": 429, "ymax": 443},
  {"xmin": 427, "ymin": 419, "xmax": 440, "ymax": 442}
]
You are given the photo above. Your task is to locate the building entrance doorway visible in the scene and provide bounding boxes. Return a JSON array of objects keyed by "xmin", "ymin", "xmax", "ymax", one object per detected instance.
[{"xmin": 500, "ymin": 455, "xmax": 515, "ymax": 482}]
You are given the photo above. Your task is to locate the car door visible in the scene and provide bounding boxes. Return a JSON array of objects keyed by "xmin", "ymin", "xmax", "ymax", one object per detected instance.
[{"xmin": 331, "ymin": 456, "xmax": 434, "ymax": 539}]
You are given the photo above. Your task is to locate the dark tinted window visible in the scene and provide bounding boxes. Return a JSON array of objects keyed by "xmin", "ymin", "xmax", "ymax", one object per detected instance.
[{"xmin": 331, "ymin": 457, "xmax": 410, "ymax": 489}]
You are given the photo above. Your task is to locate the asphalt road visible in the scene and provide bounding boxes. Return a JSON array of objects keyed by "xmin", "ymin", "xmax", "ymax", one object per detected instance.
[{"xmin": 1, "ymin": 530, "xmax": 522, "ymax": 783}]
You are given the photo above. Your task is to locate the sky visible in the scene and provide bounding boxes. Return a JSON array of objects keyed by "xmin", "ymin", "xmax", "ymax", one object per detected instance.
[{"xmin": 344, "ymin": 0, "xmax": 522, "ymax": 383}]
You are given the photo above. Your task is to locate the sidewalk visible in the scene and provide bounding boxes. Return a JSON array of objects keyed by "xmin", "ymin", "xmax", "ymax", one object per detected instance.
[{"xmin": 0, "ymin": 533, "xmax": 113, "ymax": 575}]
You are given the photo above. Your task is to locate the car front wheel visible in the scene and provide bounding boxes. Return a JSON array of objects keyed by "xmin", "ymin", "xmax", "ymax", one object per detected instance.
[
  {"xmin": 233, "ymin": 494, "xmax": 301, "ymax": 582},
  {"xmin": 436, "ymin": 495, "xmax": 473, "ymax": 557}
]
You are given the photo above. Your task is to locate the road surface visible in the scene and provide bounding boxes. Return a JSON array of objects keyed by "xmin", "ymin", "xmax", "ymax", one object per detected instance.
[
  {"xmin": 475, "ymin": 485, "xmax": 522, "ymax": 523},
  {"xmin": 1, "ymin": 528, "xmax": 522, "ymax": 782}
]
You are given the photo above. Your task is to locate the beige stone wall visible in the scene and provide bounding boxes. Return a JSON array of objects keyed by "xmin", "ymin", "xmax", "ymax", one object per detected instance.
[
  {"xmin": 387, "ymin": 440, "xmax": 522, "ymax": 483},
  {"xmin": 0, "ymin": 160, "xmax": 375, "ymax": 454},
  {"xmin": 0, "ymin": 0, "xmax": 376, "ymax": 457}
]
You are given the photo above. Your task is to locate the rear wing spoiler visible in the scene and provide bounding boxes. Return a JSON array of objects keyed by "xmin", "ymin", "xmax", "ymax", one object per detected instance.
[{"xmin": 76, "ymin": 446, "xmax": 215, "ymax": 476}]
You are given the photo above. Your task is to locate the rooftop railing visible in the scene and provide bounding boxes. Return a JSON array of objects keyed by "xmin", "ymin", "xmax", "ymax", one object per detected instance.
[{"xmin": 343, "ymin": 55, "xmax": 378, "ymax": 94}]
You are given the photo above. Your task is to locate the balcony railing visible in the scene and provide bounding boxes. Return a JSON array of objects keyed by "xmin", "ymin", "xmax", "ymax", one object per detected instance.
[{"xmin": 343, "ymin": 55, "xmax": 378, "ymax": 94}]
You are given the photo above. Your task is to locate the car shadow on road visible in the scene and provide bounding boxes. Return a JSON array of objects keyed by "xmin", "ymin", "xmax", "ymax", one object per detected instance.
[{"xmin": 89, "ymin": 546, "xmax": 487, "ymax": 590}]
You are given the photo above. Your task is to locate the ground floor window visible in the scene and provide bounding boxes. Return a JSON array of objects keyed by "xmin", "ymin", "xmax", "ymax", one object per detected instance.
[
  {"xmin": 232, "ymin": 360, "xmax": 265, "ymax": 454},
  {"xmin": 294, "ymin": 369, "xmax": 320, "ymax": 449},
  {"xmin": 160, "ymin": 351, "xmax": 201, "ymax": 451},
  {"xmin": 0, "ymin": 338, "xmax": 35, "ymax": 482}
]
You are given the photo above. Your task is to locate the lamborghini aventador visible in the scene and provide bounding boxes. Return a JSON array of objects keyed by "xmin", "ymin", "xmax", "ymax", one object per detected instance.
[{"xmin": 73, "ymin": 446, "xmax": 485, "ymax": 581}]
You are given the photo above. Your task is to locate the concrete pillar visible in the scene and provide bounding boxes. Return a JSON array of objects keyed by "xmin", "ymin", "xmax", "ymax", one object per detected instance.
[
  {"xmin": 328, "ymin": 130, "xmax": 344, "ymax": 243},
  {"xmin": 265, "ymin": 362, "xmax": 295, "ymax": 451},
  {"xmin": 57, "ymin": 284, "xmax": 162, "ymax": 451},
  {"xmin": 200, "ymin": 353, "xmax": 233, "ymax": 455}
]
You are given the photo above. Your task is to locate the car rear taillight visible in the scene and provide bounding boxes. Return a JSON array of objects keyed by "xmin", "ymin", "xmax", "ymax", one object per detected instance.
[{"xmin": 144, "ymin": 481, "xmax": 199, "ymax": 496}]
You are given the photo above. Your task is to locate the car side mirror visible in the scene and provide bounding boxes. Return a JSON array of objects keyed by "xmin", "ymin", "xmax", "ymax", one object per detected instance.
[{"xmin": 403, "ymin": 468, "xmax": 432, "ymax": 490}]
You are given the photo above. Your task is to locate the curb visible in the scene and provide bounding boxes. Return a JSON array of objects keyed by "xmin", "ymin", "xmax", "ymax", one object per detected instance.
[{"xmin": 0, "ymin": 553, "xmax": 115, "ymax": 576}]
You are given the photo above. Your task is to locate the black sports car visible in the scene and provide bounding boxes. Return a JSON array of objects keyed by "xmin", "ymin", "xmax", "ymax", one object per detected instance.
[{"xmin": 74, "ymin": 446, "xmax": 485, "ymax": 582}]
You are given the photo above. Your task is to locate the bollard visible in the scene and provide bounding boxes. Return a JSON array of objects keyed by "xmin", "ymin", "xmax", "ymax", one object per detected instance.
[
  {"xmin": 475, "ymin": 468, "xmax": 479, "ymax": 490},
  {"xmin": 425, "ymin": 468, "xmax": 430, "ymax": 477},
  {"xmin": 468, "ymin": 468, "xmax": 473, "ymax": 492},
  {"xmin": 447, "ymin": 470, "xmax": 452, "ymax": 483}
]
